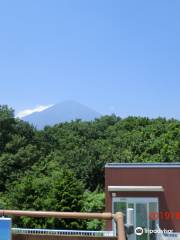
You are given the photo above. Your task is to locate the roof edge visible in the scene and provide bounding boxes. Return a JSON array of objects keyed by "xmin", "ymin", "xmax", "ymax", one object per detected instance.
[
  {"xmin": 105, "ymin": 162, "xmax": 180, "ymax": 168},
  {"xmin": 108, "ymin": 185, "xmax": 164, "ymax": 192}
]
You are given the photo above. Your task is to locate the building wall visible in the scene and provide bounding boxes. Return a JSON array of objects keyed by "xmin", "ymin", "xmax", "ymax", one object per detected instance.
[{"xmin": 105, "ymin": 167, "xmax": 180, "ymax": 232}]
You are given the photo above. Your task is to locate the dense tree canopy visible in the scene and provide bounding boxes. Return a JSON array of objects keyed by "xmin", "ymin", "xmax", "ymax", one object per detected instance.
[{"xmin": 0, "ymin": 105, "xmax": 180, "ymax": 229}]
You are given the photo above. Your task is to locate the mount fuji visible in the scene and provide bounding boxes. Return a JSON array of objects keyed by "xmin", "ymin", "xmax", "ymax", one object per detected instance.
[{"xmin": 22, "ymin": 100, "xmax": 101, "ymax": 129}]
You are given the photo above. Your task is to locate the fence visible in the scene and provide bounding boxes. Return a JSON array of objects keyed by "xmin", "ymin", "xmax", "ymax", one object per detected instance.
[
  {"xmin": 156, "ymin": 225, "xmax": 180, "ymax": 240},
  {"xmin": 0, "ymin": 210, "xmax": 125, "ymax": 240},
  {"xmin": 12, "ymin": 228, "xmax": 114, "ymax": 236}
]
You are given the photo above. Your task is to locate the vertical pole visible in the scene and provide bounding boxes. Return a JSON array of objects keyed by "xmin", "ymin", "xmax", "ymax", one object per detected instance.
[
  {"xmin": 114, "ymin": 212, "xmax": 126, "ymax": 240},
  {"xmin": 127, "ymin": 208, "xmax": 134, "ymax": 226},
  {"xmin": 0, "ymin": 217, "xmax": 12, "ymax": 240}
]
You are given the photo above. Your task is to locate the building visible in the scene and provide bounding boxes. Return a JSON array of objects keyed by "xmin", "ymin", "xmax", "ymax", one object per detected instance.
[{"xmin": 105, "ymin": 163, "xmax": 180, "ymax": 240}]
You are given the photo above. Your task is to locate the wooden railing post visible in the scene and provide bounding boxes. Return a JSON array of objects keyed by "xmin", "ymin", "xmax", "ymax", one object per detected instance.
[{"xmin": 113, "ymin": 212, "xmax": 126, "ymax": 240}]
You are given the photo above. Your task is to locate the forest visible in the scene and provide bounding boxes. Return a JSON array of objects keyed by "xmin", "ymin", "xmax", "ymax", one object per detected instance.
[{"xmin": 0, "ymin": 105, "xmax": 180, "ymax": 230}]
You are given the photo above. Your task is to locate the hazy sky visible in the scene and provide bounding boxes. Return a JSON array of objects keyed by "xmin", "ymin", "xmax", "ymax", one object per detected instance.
[{"xmin": 0, "ymin": 0, "xmax": 180, "ymax": 118}]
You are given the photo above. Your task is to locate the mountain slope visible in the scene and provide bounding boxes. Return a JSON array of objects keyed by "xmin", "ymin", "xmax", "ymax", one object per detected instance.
[{"xmin": 22, "ymin": 101, "xmax": 101, "ymax": 129}]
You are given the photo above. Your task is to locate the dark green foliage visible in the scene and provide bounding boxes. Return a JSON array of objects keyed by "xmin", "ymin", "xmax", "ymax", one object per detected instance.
[
  {"xmin": 6, "ymin": 164, "xmax": 85, "ymax": 229},
  {"xmin": 0, "ymin": 105, "xmax": 180, "ymax": 230},
  {"xmin": 0, "ymin": 105, "xmax": 15, "ymax": 152},
  {"xmin": 82, "ymin": 190, "xmax": 105, "ymax": 230}
]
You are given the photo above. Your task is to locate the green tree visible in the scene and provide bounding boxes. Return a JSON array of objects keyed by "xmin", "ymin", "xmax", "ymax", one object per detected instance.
[
  {"xmin": 82, "ymin": 190, "xmax": 105, "ymax": 230},
  {"xmin": 6, "ymin": 163, "xmax": 85, "ymax": 229},
  {"xmin": 0, "ymin": 105, "xmax": 15, "ymax": 153}
]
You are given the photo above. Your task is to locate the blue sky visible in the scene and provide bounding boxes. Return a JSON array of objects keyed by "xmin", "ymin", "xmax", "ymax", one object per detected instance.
[{"xmin": 0, "ymin": 0, "xmax": 180, "ymax": 118}]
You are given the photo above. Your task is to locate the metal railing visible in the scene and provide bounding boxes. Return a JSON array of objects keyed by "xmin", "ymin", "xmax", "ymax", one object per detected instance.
[
  {"xmin": 156, "ymin": 225, "xmax": 166, "ymax": 240},
  {"xmin": 163, "ymin": 232, "xmax": 180, "ymax": 240},
  {"xmin": 156, "ymin": 225, "xmax": 180, "ymax": 240},
  {"xmin": 12, "ymin": 228, "xmax": 114, "ymax": 237}
]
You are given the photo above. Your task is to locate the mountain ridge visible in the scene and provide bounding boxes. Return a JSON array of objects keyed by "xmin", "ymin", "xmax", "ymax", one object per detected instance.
[{"xmin": 22, "ymin": 100, "xmax": 101, "ymax": 129}]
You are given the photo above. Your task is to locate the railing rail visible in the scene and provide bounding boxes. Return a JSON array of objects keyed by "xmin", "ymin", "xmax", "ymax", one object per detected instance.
[
  {"xmin": 0, "ymin": 210, "xmax": 112, "ymax": 220},
  {"xmin": 12, "ymin": 228, "xmax": 114, "ymax": 237},
  {"xmin": 156, "ymin": 225, "xmax": 180, "ymax": 240},
  {"xmin": 156, "ymin": 225, "xmax": 166, "ymax": 240},
  {"xmin": 0, "ymin": 210, "xmax": 125, "ymax": 240}
]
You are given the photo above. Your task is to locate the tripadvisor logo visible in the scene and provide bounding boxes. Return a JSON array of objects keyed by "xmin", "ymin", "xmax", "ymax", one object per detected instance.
[
  {"xmin": 135, "ymin": 227, "xmax": 173, "ymax": 235},
  {"xmin": 135, "ymin": 227, "xmax": 144, "ymax": 236}
]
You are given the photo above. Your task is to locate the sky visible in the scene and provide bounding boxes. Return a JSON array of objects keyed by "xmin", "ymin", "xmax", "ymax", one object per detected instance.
[{"xmin": 0, "ymin": 0, "xmax": 180, "ymax": 118}]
